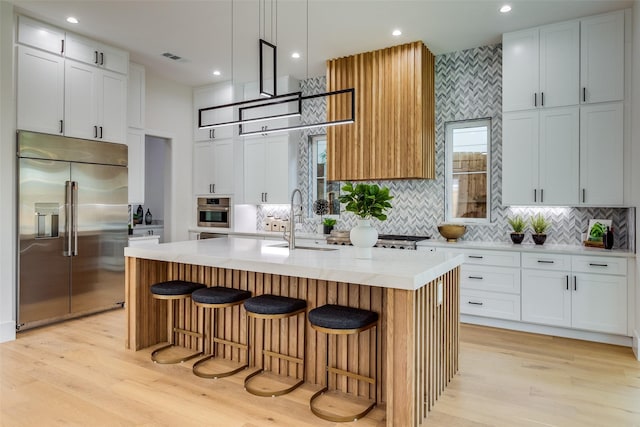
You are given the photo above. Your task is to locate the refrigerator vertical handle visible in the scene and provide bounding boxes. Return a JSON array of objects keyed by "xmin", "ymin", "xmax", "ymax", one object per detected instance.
[
  {"xmin": 72, "ymin": 181, "xmax": 78, "ymax": 256},
  {"xmin": 64, "ymin": 181, "xmax": 72, "ymax": 256}
]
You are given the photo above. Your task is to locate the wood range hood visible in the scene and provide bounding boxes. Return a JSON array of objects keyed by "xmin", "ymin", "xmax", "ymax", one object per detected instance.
[{"xmin": 326, "ymin": 41, "xmax": 435, "ymax": 181}]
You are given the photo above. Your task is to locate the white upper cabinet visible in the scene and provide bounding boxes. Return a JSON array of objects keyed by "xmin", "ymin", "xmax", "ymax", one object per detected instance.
[
  {"xmin": 194, "ymin": 82, "xmax": 235, "ymax": 141},
  {"xmin": 502, "ymin": 21, "xmax": 579, "ymax": 112},
  {"xmin": 580, "ymin": 10, "xmax": 624, "ymax": 104},
  {"xmin": 127, "ymin": 63, "xmax": 145, "ymax": 129},
  {"xmin": 241, "ymin": 76, "xmax": 300, "ymax": 136},
  {"xmin": 17, "ymin": 15, "xmax": 64, "ymax": 55},
  {"xmin": 579, "ymin": 102, "xmax": 624, "ymax": 205},
  {"xmin": 502, "ymin": 107, "xmax": 579, "ymax": 206},
  {"xmin": 16, "ymin": 45, "xmax": 64, "ymax": 135},
  {"xmin": 193, "ymin": 139, "xmax": 235, "ymax": 196},
  {"xmin": 244, "ymin": 135, "xmax": 296, "ymax": 204},
  {"xmin": 64, "ymin": 60, "xmax": 127, "ymax": 143},
  {"xmin": 65, "ymin": 33, "xmax": 129, "ymax": 74}
]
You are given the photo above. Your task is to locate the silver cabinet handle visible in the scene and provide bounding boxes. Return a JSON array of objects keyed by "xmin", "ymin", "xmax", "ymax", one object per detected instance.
[
  {"xmin": 589, "ymin": 263, "xmax": 608, "ymax": 267},
  {"xmin": 537, "ymin": 260, "xmax": 555, "ymax": 264},
  {"xmin": 468, "ymin": 276, "xmax": 483, "ymax": 280},
  {"xmin": 468, "ymin": 301, "xmax": 483, "ymax": 306},
  {"xmin": 71, "ymin": 181, "xmax": 78, "ymax": 256}
]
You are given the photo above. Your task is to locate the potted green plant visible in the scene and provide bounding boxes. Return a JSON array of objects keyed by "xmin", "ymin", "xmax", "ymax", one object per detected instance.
[
  {"xmin": 313, "ymin": 199, "xmax": 329, "ymax": 234},
  {"xmin": 507, "ymin": 215, "xmax": 526, "ymax": 244},
  {"xmin": 322, "ymin": 218, "xmax": 337, "ymax": 234},
  {"xmin": 530, "ymin": 214, "xmax": 551, "ymax": 245},
  {"xmin": 338, "ymin": 183, "xmax": 393, "ymax": 258}
]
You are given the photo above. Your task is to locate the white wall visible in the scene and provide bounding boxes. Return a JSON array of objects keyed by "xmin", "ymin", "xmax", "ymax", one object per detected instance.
[
  {"xmin": 144, "ymin": 70, "xmax": 193, "ymax": 242},
  {"xmin": 631, "ymin": 0, "xmax": 640, "ymax": 359},
  {"xmin": 143, "ymin": 135, "xmax": 167, "ymax": 223},
  {"xmin": 0, "ymin": 1, "xmax": 16, "ymax": 343}
]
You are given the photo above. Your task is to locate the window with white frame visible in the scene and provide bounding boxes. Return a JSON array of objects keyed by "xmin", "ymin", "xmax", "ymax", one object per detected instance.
[
  {"xmin": 445, "ymin": 119, "xmax": 491, "ymax": 223},
  {"xmin": 309, "ymin": 134, "xmax": 340, "ymax": 215}
]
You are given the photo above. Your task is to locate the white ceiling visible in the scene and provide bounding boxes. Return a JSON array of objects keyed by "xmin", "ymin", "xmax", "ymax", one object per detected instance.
[{"xmin": 11, "ymin": 0, "xmax": 634, "ymax": 88}]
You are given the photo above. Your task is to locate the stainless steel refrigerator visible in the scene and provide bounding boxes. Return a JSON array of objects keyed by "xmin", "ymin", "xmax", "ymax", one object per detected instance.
[{"xmin": 17, "ymin": 131, "xmax": 128, "ymax": 330}]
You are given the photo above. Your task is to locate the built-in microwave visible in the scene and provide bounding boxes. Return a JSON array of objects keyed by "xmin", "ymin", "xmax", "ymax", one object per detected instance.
[{"xmin": 197, "ymin": 197, "xmax": 230, "ymax": 228}]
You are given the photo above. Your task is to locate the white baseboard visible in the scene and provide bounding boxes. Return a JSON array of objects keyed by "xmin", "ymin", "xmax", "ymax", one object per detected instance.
[
  {"xmin": 461, "ymin": 314, "xmax": 633, "ymax": 348},
  {"xmin": 0, "ymin": 320, "xmax": 16, "ymax": 343},
  {"xmin": 633, "ymin": 329, "xmax": 639, "ymax": 361}
]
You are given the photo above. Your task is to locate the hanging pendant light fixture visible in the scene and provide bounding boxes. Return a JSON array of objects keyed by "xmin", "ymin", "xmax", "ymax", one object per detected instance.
[{"xmin": 198, "ymin": 0, "xmax": 354, "ymax": 136}]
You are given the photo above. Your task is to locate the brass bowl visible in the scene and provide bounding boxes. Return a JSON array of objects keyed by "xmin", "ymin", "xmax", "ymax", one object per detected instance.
[{"xmin": 437, "ymin": 224, "xmax": 467, "ymax": 242}]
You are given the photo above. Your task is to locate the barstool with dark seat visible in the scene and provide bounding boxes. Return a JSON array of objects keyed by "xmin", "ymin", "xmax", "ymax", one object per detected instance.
[
  {"xmin": 308, "ymin": 304, "xmax": 379, "ymax": 422},
  {"xmin": 150, "ymin": 280, "xmax": 206, "ymax": 364},
  {"xmin": 191, "ymin": 286, "xmax": 252, "ymax": 379},
  {"xmin": 243, "ymin": 294, "xmax": 307, "ymax": 397}
]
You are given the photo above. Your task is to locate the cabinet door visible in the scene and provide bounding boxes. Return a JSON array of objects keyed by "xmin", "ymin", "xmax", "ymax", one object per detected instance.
[
  {"xmin": 580, "ymin": 11, "xmax": 624, "ymax": 104},
  {"xmin": 65, "ymin": 33, "xmax": 100, "ymax": 67},
  {"xmin": 194, "ymin": 83, "xmax": 234, "ymax": 141},
  {"xmin": 572, "ymin": 273, "xmax": 627, "ymax": 335},
  {"xmin": 127, "ymin": 129, "xmax": 145, "ymax": 204},
  {"xmin": 579, "ymin": 102, "xmax": 623, "ymax": 205},
  {"xmin": 522, "ymin": 269, "xmax": 571, "ymax": 327},
  {"xmin": 64, "ymin": 60, "xmax": 99, "ymax": 140},
  {"xmin": 244, "ymin": 139, "xmax": 266, "ymax": 204},
  {"xmin": 212, "ymin": 139, "xmax": 235, "ymax": 195},
  {"xmin": 17, "ymin": 46, "xmax": 64, "ymax": 135},
  {"xmin": 17, "ymin": 15, "xmax": 64, "ymax": 55},
  {"xmin": 99, "ymin": 43, "xmax": 129, "ymax": 74},
  {"xmin": 264, "ymin": 137, "xmax": 291, "ymax": 204},
  {"xmin": 539, "ymin": 21, "xmax": 579, "ymax": 108},
  {"xmin": 538, "ymin": 107, "xmax": 579, "ymax": 205},
  {"xmin": 502, "ymin": 28, "xmax": 539, "ymax": 112},
  {"xmin": 502, "ymin": 111, "xmax": 539, "ymax": 205},
  {"xmin": 127, "ymin": 63, "xmax": 145, "ymax": 129},
  {"xmin": 193, "ymin": 141, "xmax": 214, "ymax": 195},
  {"xmin": 98, "ymin": 70, "xmax": 127, "ymax": 143}
]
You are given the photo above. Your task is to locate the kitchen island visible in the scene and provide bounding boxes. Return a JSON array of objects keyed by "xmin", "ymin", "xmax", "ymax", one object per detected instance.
[{"xmin": 124, "ymin": 237, "xmax": 463, "ymax": 426}]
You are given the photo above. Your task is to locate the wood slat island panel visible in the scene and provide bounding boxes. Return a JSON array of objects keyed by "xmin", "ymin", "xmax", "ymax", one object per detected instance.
[{"xmin": 125, "ymin": 256, "xmax": 459, "ymax": 426}]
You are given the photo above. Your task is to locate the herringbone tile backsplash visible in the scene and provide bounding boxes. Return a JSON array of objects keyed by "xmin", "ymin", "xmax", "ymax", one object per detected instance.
[{"xmin": 256, "ymin": 45, "xmax": 632, "ymax": 249}]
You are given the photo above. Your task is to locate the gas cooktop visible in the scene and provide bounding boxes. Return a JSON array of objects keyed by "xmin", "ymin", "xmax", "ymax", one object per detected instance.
[{"xmin": 326, "ymin": 232, "xmax": 431, "ymax": 250}]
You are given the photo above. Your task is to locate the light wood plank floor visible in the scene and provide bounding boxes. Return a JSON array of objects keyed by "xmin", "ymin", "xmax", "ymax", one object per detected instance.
[{"xmin": 1, "ymin": 309, "xmax": 639, "ymax": 426}]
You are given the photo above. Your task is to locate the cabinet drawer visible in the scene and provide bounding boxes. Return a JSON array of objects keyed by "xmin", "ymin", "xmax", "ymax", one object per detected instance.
[
  {"xmin": 522, "ymin": 252, "xmax": 571, "ymax": 270},
  {"xmin": 460, "ymin": 290, "xmax": 521, "ymax": 321},
  {"xmin": 437, "ymin": 248, "xmax": 520, "ymax": 267},
  {"xmin": 571, "ymin": 255, "xmax": 627, "ymax": 275},
  {"xmin": 460, "ymin": 265, "xmax": 521, "ymax": 294}
]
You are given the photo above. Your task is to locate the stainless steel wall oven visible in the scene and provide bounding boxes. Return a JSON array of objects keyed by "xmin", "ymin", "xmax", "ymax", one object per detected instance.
[{"xmin": 197, "ymin": 197, "xmax": 231, "ymax": 228}]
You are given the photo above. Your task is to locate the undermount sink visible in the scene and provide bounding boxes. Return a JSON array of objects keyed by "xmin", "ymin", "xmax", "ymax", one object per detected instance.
[{"xmin": 269, "ymin": 243, "xmax": 338, "ymax": 252}]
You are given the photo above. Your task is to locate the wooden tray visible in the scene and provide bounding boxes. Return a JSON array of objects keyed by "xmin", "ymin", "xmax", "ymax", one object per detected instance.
[{"xmin": 583, "ymin": 240, "xmax": 604, "ymax": 248}]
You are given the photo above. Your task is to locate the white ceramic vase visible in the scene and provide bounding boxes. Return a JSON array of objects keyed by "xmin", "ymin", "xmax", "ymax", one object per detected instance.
[{"xmin": 350, "ymin": 219, "xmax": 378, "ymax": 259}]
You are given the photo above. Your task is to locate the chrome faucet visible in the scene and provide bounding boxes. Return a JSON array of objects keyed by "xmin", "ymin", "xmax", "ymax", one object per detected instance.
[{"xmin": 285, "ymin": 188, "xmax": 303, "ymax": 249}]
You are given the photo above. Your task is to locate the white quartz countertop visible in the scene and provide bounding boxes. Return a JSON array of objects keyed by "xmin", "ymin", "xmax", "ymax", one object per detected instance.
[
  {"xmin": 124, "ymin": 237, "xmax": 464, "ymax": 291},
  {"xmin": 417, "ymin": 239, "xmax": 635, "ymax": 258}
]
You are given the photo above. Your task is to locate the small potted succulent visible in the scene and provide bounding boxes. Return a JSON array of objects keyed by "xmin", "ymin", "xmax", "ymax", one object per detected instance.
[
  {"xmin": 530, "ymin": 214, "xmax": 551, "ymax": 245},
  {"xmin": 313, "ymin": 199, "xmax": 329, "ymax": 234},
  {"xmin": 507, "ymin": 215, "xmax": 526, "ymax": 244},
  {"xmin": 322, "ymin": 217, "xmax": 337, "ymax": 234}
]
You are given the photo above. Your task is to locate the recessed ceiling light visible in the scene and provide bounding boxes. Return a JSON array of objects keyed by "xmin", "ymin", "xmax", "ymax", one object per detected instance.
[
  {"xmin": 212, "ymin": 70, "xmax": 221, "ymax": 76},
  {"xmin": 291, "ymin": 52, "xmax": 300, "ymax": 59},
  {"xmin": 66, "ymin": 16, "xmax": 79, "ymax": 24},
  {"xmin": 392, "ymin": 29, "xmax": 402, "ymax": 36},
  {"xmin": 500, "ymin": 5, "xmax": 512, "ymax": 13}
]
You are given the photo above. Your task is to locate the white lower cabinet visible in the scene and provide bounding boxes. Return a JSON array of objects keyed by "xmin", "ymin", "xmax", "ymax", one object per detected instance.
[
  {"xmin": 521, "ymin": 253, "xmax": 628, "ymax": 335},
  {"xmin": 461, "ymin": 289, "xmax": 521, "ymax": 321}
]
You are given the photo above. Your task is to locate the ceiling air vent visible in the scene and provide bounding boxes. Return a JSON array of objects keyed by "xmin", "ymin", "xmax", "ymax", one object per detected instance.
[{"xmin": 161, "ymin": 52, "xmax": 182, "ymax": 61}]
